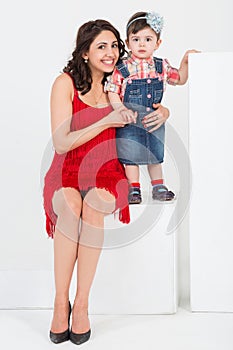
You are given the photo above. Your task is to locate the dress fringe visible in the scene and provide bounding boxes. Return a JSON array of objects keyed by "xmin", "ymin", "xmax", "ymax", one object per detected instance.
[{"xmin": 119, "ymin": 206, "xmax": 130, "ymax": 224}]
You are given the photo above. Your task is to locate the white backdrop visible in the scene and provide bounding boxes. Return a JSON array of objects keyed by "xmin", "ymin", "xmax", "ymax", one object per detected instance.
[{"xmin": 0, "ymin": 0, "xmax": 232, "ymax": 307}]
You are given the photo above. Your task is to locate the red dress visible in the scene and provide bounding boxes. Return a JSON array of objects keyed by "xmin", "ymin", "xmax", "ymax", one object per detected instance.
[{"xmin": 43, "ymin": 80, "xmax": 130, "ymax": 238}]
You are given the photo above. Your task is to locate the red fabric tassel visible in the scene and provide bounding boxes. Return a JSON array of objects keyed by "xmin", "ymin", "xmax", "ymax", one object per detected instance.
[{"xmin": 119, "ymin": 206, "xmax": 130, "ymax": 224}]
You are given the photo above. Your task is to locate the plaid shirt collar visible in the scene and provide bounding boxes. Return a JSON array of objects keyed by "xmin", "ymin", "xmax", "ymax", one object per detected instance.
[{"xmin": 127, "ymin": 52, "xmax": 154, "ymax": 67}]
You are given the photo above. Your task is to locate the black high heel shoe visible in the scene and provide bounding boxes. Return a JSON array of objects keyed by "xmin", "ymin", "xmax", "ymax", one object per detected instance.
[
  {"xmin": 49, "ymin": 301, "xmax": 72, "ymax": 344},
  {"xmin": 70, "ymin": 328, "xmax": 91, "ymax": 345}
]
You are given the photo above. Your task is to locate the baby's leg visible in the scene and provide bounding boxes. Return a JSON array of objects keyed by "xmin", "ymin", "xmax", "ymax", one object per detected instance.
[
  {"xmin": 147, "ymin": 163, "xmax": 163, "ymax": 181},
  {"xmin": 125, "ymin": 164, "xmax": 139, "ymax": 183}
]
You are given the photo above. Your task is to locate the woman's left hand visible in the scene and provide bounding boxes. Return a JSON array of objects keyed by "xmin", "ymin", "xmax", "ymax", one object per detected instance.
[{"xmin": 142, "ymin": 103, "xmax": 170, "ymax": 133}]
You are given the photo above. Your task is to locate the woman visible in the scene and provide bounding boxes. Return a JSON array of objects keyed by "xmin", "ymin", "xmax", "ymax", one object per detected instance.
[{"xmin": 43, "ymin": 19, "xmax": 170, "ymax": 345}]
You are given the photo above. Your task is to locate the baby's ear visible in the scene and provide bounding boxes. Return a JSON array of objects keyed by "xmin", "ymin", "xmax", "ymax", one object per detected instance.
[
  {"xmin": 155, "ymin": 39, "xmax": 162, "ymax": 50},
  {"xmin": 125, "ymin": 39, "xmax": 130, "ymax": 49}
]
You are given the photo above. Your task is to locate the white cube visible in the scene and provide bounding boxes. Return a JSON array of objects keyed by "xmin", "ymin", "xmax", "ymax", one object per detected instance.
[{"xmin": 89, "ymin": 197, "xmax": 178, "ymax": 314}]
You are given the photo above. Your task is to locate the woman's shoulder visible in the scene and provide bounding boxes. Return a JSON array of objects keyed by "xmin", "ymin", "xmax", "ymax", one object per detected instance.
[
  {"xmin": 53, "ymin": 72, "xmax": 73, "ymax": 87},
  {"xmin": 51, "ymin": 72, "xmax": 74, "ymax": 96}
]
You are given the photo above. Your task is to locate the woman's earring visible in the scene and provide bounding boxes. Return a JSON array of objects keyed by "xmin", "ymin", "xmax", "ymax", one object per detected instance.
[{"xmin": 84, "ymin": 58, "xmax": 88, "ymax": 63}]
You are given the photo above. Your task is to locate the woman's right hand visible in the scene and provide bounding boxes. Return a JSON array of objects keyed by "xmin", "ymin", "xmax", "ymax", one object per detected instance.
[{"xmin": 104, "ymin": 109, "xmax": 137, "ymax": 128}]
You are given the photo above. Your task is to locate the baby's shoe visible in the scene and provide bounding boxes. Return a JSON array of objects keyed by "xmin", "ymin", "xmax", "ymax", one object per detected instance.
[
  {"xmin": 128, "ymin": 186, "xmax": 142, "ymax": 204},
  {"xmin": 152, "ymin": 184, "xmax": 175, "ymax": 201}
]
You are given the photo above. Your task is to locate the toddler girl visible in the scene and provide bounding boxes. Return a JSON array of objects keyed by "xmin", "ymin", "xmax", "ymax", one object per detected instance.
[{"xmin": 105, "ymin": 11, "xmax": 197, "ymax": 204}]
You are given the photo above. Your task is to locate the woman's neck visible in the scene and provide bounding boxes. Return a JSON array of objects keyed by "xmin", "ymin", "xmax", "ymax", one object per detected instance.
[
  {"xmin": 79, "ymin": 79, "xmax": 109, "ymax": 108},
  {"xmin": 91, "ymin": 71, "xmax": 104, "ymax": 86}
]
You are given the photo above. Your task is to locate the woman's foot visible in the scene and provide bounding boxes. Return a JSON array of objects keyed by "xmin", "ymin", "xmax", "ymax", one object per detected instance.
[
  {"xmin": 49, "ymin": 299, "xmax": 71, "ymax": 344},
  {"xmin": 71, "ymin": 302, "xmax": 90, "ymax": 334},
  {"xmin": 50, "ymin": 299, "xmax": 71, "ymax": 333},
  {"xmin": 70, "ymin": 302, "xmax": 91, "ymax": 345}
]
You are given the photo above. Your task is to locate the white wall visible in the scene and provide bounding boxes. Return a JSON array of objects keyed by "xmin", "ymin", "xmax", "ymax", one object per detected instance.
[{"xmin": 0, "ymin": 0, "xmax": 232, "ymax": 306}]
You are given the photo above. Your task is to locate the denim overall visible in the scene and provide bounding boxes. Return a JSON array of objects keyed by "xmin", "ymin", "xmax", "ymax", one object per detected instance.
[{"xmin": 116, "ymin": 57, "xmax": 165, "ymax": 165}]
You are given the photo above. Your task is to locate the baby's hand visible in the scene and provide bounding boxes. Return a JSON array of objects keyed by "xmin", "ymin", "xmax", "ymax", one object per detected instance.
[
  {"xmin": 118, "ymin": 107, "xmax": 137, "ymax": 124},
  {"xmin": 182, "ymin": 49, "xmax": 201, "ymax": 65}
]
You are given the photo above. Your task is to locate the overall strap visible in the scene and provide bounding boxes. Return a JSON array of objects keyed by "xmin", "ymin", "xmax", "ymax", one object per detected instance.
[
  {"xmin": 116, "ymin": 59, "xmax": 130, "ymax": 78},
  {"xmin": 153, "ymin": 57, "xmax": 163, "ymax": 74}
]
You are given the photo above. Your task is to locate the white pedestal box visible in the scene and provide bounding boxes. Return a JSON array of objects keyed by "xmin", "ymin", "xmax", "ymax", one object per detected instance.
[
  {"xmin": 89, "ymin": 197, "xmax": 178, "ymax": 314},
  {"xmin": 189, "ymin": 52, "xmax": 233, "ymax": 312}
]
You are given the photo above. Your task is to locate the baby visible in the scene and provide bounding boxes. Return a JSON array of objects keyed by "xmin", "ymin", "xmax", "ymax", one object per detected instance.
[{"xmin": 105, "ymin": 11, "xmax": 198, "ymax": 204}]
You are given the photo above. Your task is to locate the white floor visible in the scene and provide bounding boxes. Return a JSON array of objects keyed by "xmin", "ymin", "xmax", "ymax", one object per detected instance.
[{"xmin": 1, "ymin": 301, "xmax": 233, "ymax": 350}]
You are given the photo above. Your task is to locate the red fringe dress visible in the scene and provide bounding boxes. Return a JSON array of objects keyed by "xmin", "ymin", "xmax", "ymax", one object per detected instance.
[{"xmin": 43, "ymin": 81, "xmax": 130, "ymax": 238}]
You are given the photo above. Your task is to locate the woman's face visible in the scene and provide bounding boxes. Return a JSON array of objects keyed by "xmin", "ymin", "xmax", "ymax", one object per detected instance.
[{"xmin": 84, "ymin": 30, "xmax": 120, "ymax": 75}]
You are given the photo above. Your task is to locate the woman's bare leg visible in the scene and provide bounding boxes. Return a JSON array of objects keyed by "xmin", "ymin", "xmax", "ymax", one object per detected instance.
[
  {"xmin": 71, "ymin": 188, "xmax": 115, "ymax": 333},
  {"xmin": 50, "ymin": 187, "xmax": 82, "ymax": 333}
]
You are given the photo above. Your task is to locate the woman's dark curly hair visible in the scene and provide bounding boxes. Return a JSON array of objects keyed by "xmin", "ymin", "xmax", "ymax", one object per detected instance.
[{"xmin": 63, "ymin": 19, "xmax": 126, "ymax": 95}]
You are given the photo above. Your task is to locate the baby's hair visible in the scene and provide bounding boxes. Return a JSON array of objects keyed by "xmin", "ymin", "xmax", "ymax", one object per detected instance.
[{"xmin": 126, "ymin": 11, "xmax": 161, "ymax": 41}]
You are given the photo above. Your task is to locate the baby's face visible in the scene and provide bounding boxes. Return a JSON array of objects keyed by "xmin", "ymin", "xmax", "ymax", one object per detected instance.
[{"xmin": 126, "ymin": 27, "xmax": 161, "ymax": 59}]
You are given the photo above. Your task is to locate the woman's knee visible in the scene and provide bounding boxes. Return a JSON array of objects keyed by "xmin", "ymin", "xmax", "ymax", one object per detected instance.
[
  {"xmin": 52, "ymin": 187, "xmax": 83, "ymax": 242},
  {"xmin": 52, "ymin": 187, "xmax": 83, "ymax": 217},
  {"xmin": 82, "ymin": 188, "xmax": 116, "ymax": 220},
  {"xmin": 80, "ymin": 188, "xmax": 114, "ymax": 247}
]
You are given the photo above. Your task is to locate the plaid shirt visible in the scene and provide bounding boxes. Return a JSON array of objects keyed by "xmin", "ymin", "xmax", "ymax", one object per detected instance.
[{"xmin": 105, "ymin": 53, "xmax": 180, "ymax": 99}]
